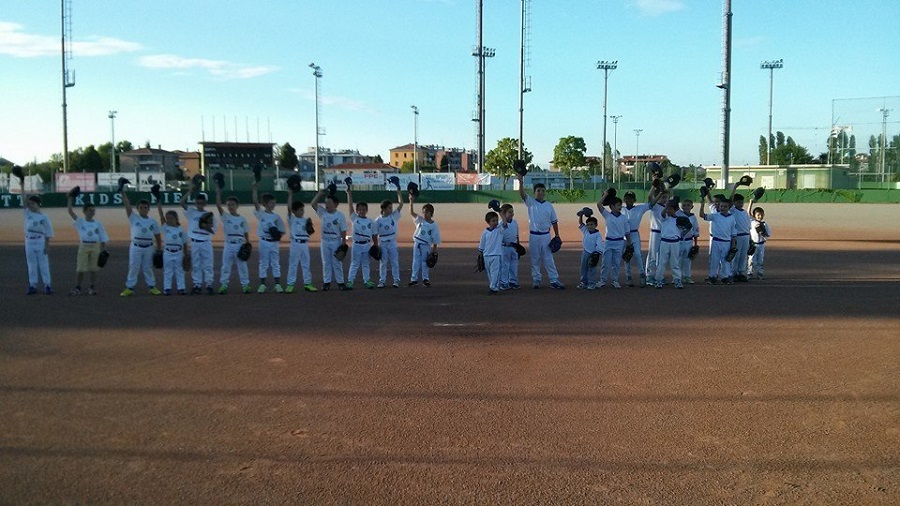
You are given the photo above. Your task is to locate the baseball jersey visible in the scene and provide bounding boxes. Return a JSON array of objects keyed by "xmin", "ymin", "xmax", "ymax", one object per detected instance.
[
  {"xmin": 289, "ymin": 215, "xmax": 312, "ymax": 241},
  {"xmin": 255, "ymin": 210, "xmax": 285, "ymax": 241},
  {"xmin": 523, "ymin": 196, "xmax": 558, "ymax": 233},
  {"xmin": 73, "ymin": 218, "xmax": 109, "ymax": 244},
  {"xmin": 750, "ymin": 219, "xmax": 771, "ymax": 244},
  {"xmin": 478, "ymin": 226, "xmax": 503, "ymax": 256},
  {"xmin": 374, "ymin": 209, "xmax": 401, "ymax": 242},
  {"xmin": 731, "ymin": 207, "xmax": 752, "ymax": 235},
  {"xmin": 129, "ymin": 213, "xmax": 159, "ymax": 247},
  {"xmin": 349, "ymin": 213, "xmax": 375, "ymax": 244},
  {"xmin": 184, "ymin": 208, "xmax": 217, "ymax": 241},
  {"xmin": 501, "ymin": 218, "xmax": 519, "ymax": 245},
  {"xmin": 316, "ymin": 207, "xmax": 348, "ymax": 241},
  {"xmin": 162, "ymin": 224, "xmax": 187, "ymax": 251},
  {"xmin": 623, "ymin": 203, "xmax": 651, "ymax": 233},
  {"xmin": 654, "ymin": 208, "xmax": 684, "ymax": 241},
  {"xmin": 23, "ymin": 209, "xmax": 54, "ymax": 242},
  {"xmin": 579, "ymin": 225, "xmax": 603, "ymax": 253},
  {"xmin": 704, "ymin": 211, "xmax": 737, "ymax": 242},
  {"xmin": 599, "ymin": 208, "xmax": 629, "ymax": 240},
  {"xmin": 676, "ymin": 211, "xmax": 700, "ymax": 241},
  {"xmin": 220, "ymin": 213, "xmax": 249, "ymax": 244},
  {"xmin": 413, "ymin": 215, "xmax": 441, "ymax": 245},
  {"xmin": 647, "ymin": 203, "xmax": 665, "ymax": 232}
]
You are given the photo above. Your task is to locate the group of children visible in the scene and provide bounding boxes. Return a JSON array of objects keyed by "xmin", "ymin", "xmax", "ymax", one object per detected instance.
[{"xmin": 475, "ymin": 172, "xmax": 771, "ymax": 293}]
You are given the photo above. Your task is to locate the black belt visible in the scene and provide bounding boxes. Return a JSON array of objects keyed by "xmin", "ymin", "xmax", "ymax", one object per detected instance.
[
  {"xmin": 133, "ymin": 243, "xmax": 152, "ymax": 248},
  {"xmin": 191, "ymin": 238, "xmax": 208, "ymax": 243},
  {"xmin": 355, "ymin": 240, "xmax": 369, "ymax": 244},
  {"xmin": 661, "ymin": 238, "xmax": 680, "ymax": 243},
  {"xmin": 261, "ymin": 238, "xmax": 277, "ymax": 242},
  {"xmin": 165, "ymin": 248, "xmax": 182, "ymax": 253},
  {"xmin": 293, "ymin": 239, "xmax": 308, "ymax": 243},
  {"xmin": 81, "ymin": 241, "xmax": 98, "ymax": 244}
]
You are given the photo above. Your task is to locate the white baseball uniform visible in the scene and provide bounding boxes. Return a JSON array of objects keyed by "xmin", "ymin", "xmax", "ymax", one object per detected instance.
[
  {"xmin": 220, "ymin": 212, "xmax": 250, "ymax": 288},
  {"xmin": 255, "ymin": 210, "xmax": 285, "ymax": 279},
  {"xmin": 73, "ymin": 217, "xmax": 108, "ymax": 273},
  {"xmin": 23, "ymin": 208, "xmax": 53, "ymax": 289},
  {"xmin": 704, "ymin": 211, "xmax": 737, "ymax": 280},
  {"xmin": 374, "ymin": 209, "xmax": 402, "ymax": 285},
  {"xmin": 676, "ymin": 211, "xmax": 700, "ymax": 280},
  {"xmin": 579, "ymin": 224, "xmax": 603, "ymax": 287},
  {"xmin": 653, "ymin": 207, "xmax": 684, "ymax": 286},
  {"xmin": 598, "ymin": 208, "xmax": 629, "ymax": 286},
  {"xmin": 287, "ymin": 214, "xmax": 313, "ymax": 287},
  {"xmin": 645, "ymin": 202, "xmax": 665, "ymax": 282},
  {"xmin": 730, "ymin": 206, "xmax": 752, "ymax": 277},
  {"xmin": 479, "ymin": 224, "xmax": 503, "ymax": 291},
  {"xmin": 522, "ymin": 195, "xmax": 560, "ymax": 285},
  {"xmin": 500, "ymin": 217, "xmax": 520, "ymax": 288},
  {"xmin": 749, "ymin": 218, "xmax": 771, "ymax": 277},
  {"xmin": 411, "ymin": 215, "xmax": 441, "ymax": 282},
  {"xmin": 348, "ymin": 212, "xmax": 375, "ymax": 284},
  {"xmin": 316, "ymin": 207, "xmax": 348, "ymax": 284},
  {"xmin": 162, "ymin": 223, "xmax": 187, "ymax": 291},
  {"xmin": 184, "ymin": 208, "xmax": 217, "ymax": 287},
  {"xmin": 126, "ymin": 213, "xmax": 159, "ymax": 290},
  {"xmin": 622, "ymin": 202, "xmax": 650, "ymax": 284}
]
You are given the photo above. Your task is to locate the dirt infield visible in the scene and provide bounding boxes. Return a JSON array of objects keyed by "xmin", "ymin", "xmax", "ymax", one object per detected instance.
[{"xmin": 1, "ymin": 203, "xmax": 899, "ymax": 504}]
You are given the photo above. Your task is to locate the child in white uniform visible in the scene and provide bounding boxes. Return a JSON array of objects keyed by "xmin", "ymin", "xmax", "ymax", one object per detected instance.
[
  {"xmin": 311, "ymin": 189, "xmax": 349, "ymax": 291},
  {"xmin": 499, "ymin": 203, "xmax": 521, "ymax": 290},
  {"xmin": 478, "ymin": 211, "xmax": 504, "ymax": 294},
  {"xmin": 180, "ymin": 190, "xmax": 217, "ymax": 295},
  {"xmin": 577, "ymin": 214, "xmax": 603, "ymax": 290},
  {"xmin": 408, "ymin": 193, "xmax": 441, "ymax": 287},
  {"xmin": 120, "ymin": 189, "xmax": 162, "ymax": 297},
  {"xmin": 157, "ymin": 197, "xmax": 188, "ymax": 295},
  {"xmin": 700, "ymin": 196, "xmax": 737, "ymax": 285},
  {"xmin": 67, "ymin": 195, "xmax": 108, "ymax": 296},
  {"xmin": 22, "ymin": 194, "xmax": 54, "ymax": 295},
  {"xmin": 252, "ymin": 181, "xmax": 286, "ymax": 293},
  {"xmin": 215, "ymin": 187, "xmax": 251, "ymax": 294},
  {"xmin": 677, "ymin": 199, "xmax": 700, "ymax": 284},
  {"xmin": 652, "ymin": 198, "xmax": 686, "ymax": 289},
  {"xmin": 748, "ymin": 207, "xmax": 771, "ymax": 279},
  {"xmin": 285, "ymin": 188, "xmax": 317, "ymax": 293},
  {"xmin": 373, "ymin": 187, "xmax": 404, "ymax": 288},
  {"xmin": 516, "ymin": 175, "xmax": 564, "ymax": 289},
  {"xmin": 597, "ymin": 193, "xmax": 631, "ymax": 289},
  {"xmin": 621, "ymin": 191, "xmax": 651, "ymax": 287},
  {"xmin": 346, "ymin": 187, "xmax": 375, "ymax": 289}
]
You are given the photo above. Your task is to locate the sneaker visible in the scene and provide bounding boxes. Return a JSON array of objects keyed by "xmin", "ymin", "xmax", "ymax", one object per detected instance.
[
  {"xmin": 587, "ymin": 283, "xmax": 597, "ymax": 290},
  {"xmin": 577, "ymin": 282, "xmax": 586, "ymax": 289},
  {"xmin": 273, "ymin": 284, "xmax": 284, "ymax": 293},
  {"xmin": 149, "ymin": 288, "xmax": 162, "ymax": 296},
  {"xmin": 408, "ymin": 281, "xmax": 419, "ymax": 287},
  {"xmin": 257, "ymin": 284, "xmax": 267, "ymax": 294},
  {"xmin": 365, "ymin": 281, "xmax": 375, "ymax": 289},
  {"xmin": 725, "ymin": 277, "xmax": 734, "ymax": 285},
  {"xmin": 550, "ymin": 281, "xmax": 565, "ymax": 290},
  {"xmin": 177, "ymin": 289, "xmax": 187, "ymax": 295},
  {"xmin": 377, "ymin": 282, "xmax": 386, "ymax": 288},
  {"xmin": 87, "ymin": 288, "xmax": 98, "ymax": 296},
  {"xmin": 625, "ymin": 277, "xmax": 634, "ymax": 287},
  {"xmin": 345, "ymin": 281, "xmax": 354, "ymax": 289},
  {"xmin": 509, "ymin": 283, "xmax": 521, "ymax": 290},
  {"xmin": 597, "ymin": 282, "xmax": 606, "ymax": 289},
  {"xmin": 242, "ymin": 285, "xmax": 252, "ymax": 294},
  {"xmin": 26, "ymin": 286, "xmax": 37, "ymax": 295},
  {"xmin": 206, "ymin": 287, "xmax": 215, "ymax": 296},
  {"xmin": 68, "ymin": 288, "xmax": 81, "ymax": 296},
  {"xmin": 499, "ymin": 284, "xmax": 510, "ymax": 291},
  {"xmin": 705, "ymin": 277, "xmax": 718, "ymax": 285},
  {"xmin": 163, "ymin": 289, "xmax": 172, "ymax": 296},
  {"xmin": 192, "ymin": 286, "xmax": 202, "ymax": 295},
  {"xmin": 284, "ymin": 284, "xmax": 295, "ymax": 294},
  {"xmin": 655, "ymin": 282, "xmax": 664, "ymax": 289},
  {"xmin": 303, "ymin": 284, "xmax": 318, "ymax": 292},
  {"xmin": 675, "ymin": 283, "xmax": 684, "ymax": 289},
  {"xmin": 119, "ymin": 288, "xmax": 134, "ymax": 297},
  {"xmin": 683, "ymin": 277, "xmax": 695, "ymax": 285},
  {"xmin": 612, "ymin": 281, "xmax": 621, "ymax": 289},
  {"xmin": 218, "ymin": 285, "xmax": 228, "ymax": 294},
  {"xmin": 423, "ymin": 279, "xmax": 431, "ymax": 287},
  {"xmin": 392, "ymin": 282, "xmax": 400, "ymax": 288},
  {"xmin": 44, "ymin": 286, "xmax": 53, "ymax": 295},
  {"xmin": 646, "ymin": 277, "xmax": 655, "ymax": 286},
  {"xmin": 321, "ymin": 283, "xmax": 331, "ymax": 291},
  {"xmin": 755, "ymin": 273, "xmax": 765, "ymax": 280},
  {"xmin": 487, "ymin": 289, "xmax": 499, "ymax": 295},
  {"xmin": 338, "ymin": 283, "xmax": 350, "ymax": 291},
  {"xmin": 533, "ymin": 283, "xmax": 541, "ymax": 289},
  {"xmin": 737, "ymin": 274, "xmax": 749, "ymax": 282}
]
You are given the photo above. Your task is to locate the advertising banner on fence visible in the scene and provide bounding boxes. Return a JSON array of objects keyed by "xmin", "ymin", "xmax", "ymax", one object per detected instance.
[
  {"xmin": 384, "ymin": 173, "xmax": 420, "ymax": 190},
  {"xmin": 137, "ymin": 172, "xmax": 165, "ymax": 192},
  {"xmin": 97, "ymin": 172, "xmax": 137, "ymax": 190},
  {"xmin": 323, "ymin": 171, "xmax": 386, "ymax": 190},
  {"xmin": 55, "ymin": 172, "xmax": 96, "ymax": 194},
  {"xmin": 419, "ymin": 173, "xmax": 455, "ymax": 191},
  {"xmin": 455, "ymin": 172, "xmax": 493, "ymax": 186}
]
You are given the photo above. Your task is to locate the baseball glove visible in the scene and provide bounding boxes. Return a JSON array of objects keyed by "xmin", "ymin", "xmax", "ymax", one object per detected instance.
[
  {"xmin": 703, "ymin": 177, "xmax": 715, "ymax": 188},
  {"xmin": 68, "ymin": 186, "xmax": 81, "ymax": 199},
  {"xmin": 252, "ymin": 165, "xmax": 262, "ymax": 183},
  {"xmin": 510, "ymin": 242, "xmax": 526, "ymax": 257},
  {"xmin": 647, "ymin": 161, "xmax": 663, "ymax": 179},
  {"xmin": 407, "ymin": 181, "xmax": 419, "ymax": 198},
  {"xmin": 426, "ymin": 251, "xmax": 438, "ymax": 268},
  {"xmin": 334, "ymin": 242, "xmax": 349, "ymax": 261},
  {"xmin": 601, "ymin": 188, "xmax": 617, "ymax": 207},
  {"xmin": 344, "ymin": 176, "xmax": 353, "ymax": 187},
  {"xmin": 97, "ymin": 250, "xmax": 110, "ymax": 268},
  {"xmin": 387, "ymin": 175, "xmax": 401, "ymax": 189},
  {"xmin": 11, "ymin": 165, "xmax": 24, "ymax": 181},
  {"xmin": 213, "ymin": 172, "xmax": 225, "ymax": 190},
  {"xmin": 756, "ymin": 223, "xmax": 768, "ymax": 237},
  {"xmin": 738, "ymin": 175, "xmax": 753, "ymax": 187},
  {"xmin": 688, "ymin": 245, "xmax": 700, "ymax": 260},
  {"xmin": 514, "ymin": 159, "xmax": 528, "ymax": 177},
  {"xmin": 369, "ymin": 244, "xmax": 382, "ymax": 261},
  {"xmin": 182, "ymin": 251, "xmax": 192, "ymax": 271},
  {"xmin": 237, "ymin": 242, "xmax": 252, "ymax": 262},
  {"xmin": 152, "ymin": 250, "xmax": 164, "ymax": 269},
  {"xmin": 117, "ymin": 177, "xmax": 130, "ymax": 193},
  {"xmin": 150, "ymin": 184, "xmax": 161, "ymax": 200},
  {"xmin": 588, "ymin": 251, "xmax": 601, "ymax": 268},
  {"xmin": 488, "ymin": 199, "xmax": 502, "ymax": 213},
  {"xmin": 305, "ymin": 218, "xmax": 315, "ymax": 235},
  {"xmin": 199, "ymin": 212, "xmax": 215, "ymax": 233},
  {"xmin": 752, "ymin": 187, "xmax": 765, "ymax": 200},
  {"xmin": 286, "ymin": 175, "xmax": 301, "ymax": 191},
  {"xmin": 725, "ymin": 246, "xmax": 738, "ymax": 262},
  {"xmin": 622, "ymin": 243, "xmax": 634, "ymax": 262},
  {"xmin": 665, "ymin": 173, "xmax": 681, "ymax": 188},
  {"xmin": 651, "ymin": 178, "xmax": 664, "ymax": 190},
  {"xmin": 191, "ymin": 174, "xmax": 205, "ymax": 189},
  {"xmin": 747, "ymin": 243, "xmax": 757, "ymax": 256},
  {"xmin": 578, "ymin": 206, "xmax": 593, "ymax": 218},
  {"xmin": 326, "ymin": 182, "xmax": 337, "ymax": 197},
  {"xmin": 475, "ymin": 252, "xmax": 485, "ymax": 273},
  {"xmin": 675, "ymin": 216, "xmax": 692, "ymax": 232},
  {"xmin": 549, "ymin": 236, "xmax": 562, "ymax": 254},
  {"xmin": 699, "ymin": 186, "xmax": 709, "ymax": 199},
  {"xmin": 268, "ymin": 226, "xmax": 283, "ymax": 242}
]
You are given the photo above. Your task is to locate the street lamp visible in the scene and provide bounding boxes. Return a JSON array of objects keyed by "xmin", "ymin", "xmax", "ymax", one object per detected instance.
[
  {"xmin": 760, "ymin": 59, "xmax": 783, "ymax": 165},
  {"xmin": 878, "ymin": 107, "xmax": 891, "ymax": 182},
  {"xmin": 611, "ymin": 115, "xmax": 622, "ymax": 183},
  {"xmin": 411, "ymin": 105, "xmax": 419, "ymax": 175},
  {"xmin": 309, "ymin": 63, "xmax": 322, "ymax": 187},
  {"xmin": 108, "ymin": 110, "xmax": 117, "ymax": 173},
  {"xmin": 634, "ymin": 129, "xmax": 643, "ymax": 182},
  {"xmin": 597, "ymin": 60, "xmax": 617, "ymax": 183}
]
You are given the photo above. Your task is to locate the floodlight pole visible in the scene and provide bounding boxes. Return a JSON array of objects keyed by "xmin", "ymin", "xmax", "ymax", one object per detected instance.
[
  {"xmin": 597, "ymin": 60, "xmax": 617, "ymax": 183},
  {"xmin": 411, "ymin": 105, "xmax": 419, "ymax": 175},
  {"xmin": 310, "ymin": 63, "xmax": 322, "ymax": 187},
  {"xmin": 879, "ymin": 107, "xmax": 891, "ymax": 182},
  {"xmin": 611, "ymin": 115, "xmax": 622, "ymax": 184},
  {"xmin": 108, "ymin": 110, "xmax": 117, "ymax": 172},
  {"xmin": 760, "ymin": 59, "xmax": 783, "ymax": 165},
  {"xmin": 634, "ymin": 128, "xmax": 643, "ymax": 181}
]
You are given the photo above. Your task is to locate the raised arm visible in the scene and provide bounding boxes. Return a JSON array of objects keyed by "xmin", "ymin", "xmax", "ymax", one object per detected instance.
[
  {"xmin": 395, "ymin": 187, "xmax": 404, "ymax": 212},
  {"xmin": 179, "ymin": 186, "xmax": 190, "ymax": 211},
  {"xmin": 66, "ymin": 195, "xmax": 77, "ymax": 220},
  {"xmin": 408, "ymin": 193, "xmax": 418, "ymax": 219},
  {"xmin": 310, "ymin": 189, "xmax": 324, "ymax": 211},
  {"xmin": 517, "ymin": 174, "xmax": 527, "ymax": 202},
  {"xmin": 286, "ymin": 188, "xmax": 294, "ymax": 221},
  {"xmin": 345, "ymin": 187, "xmax": 354, "ymax": 213},
  {"xmin": 156, "ymin": 193, "xmax": 165, "ymax": 224},
  {"xmin": 251, "ymin": 180, "xmax": 261, "ymax": 212},
  {"xmin": 699, "ymin": 196, "xmax": 707, "ymax": 220},
  {"xmin": 122, "ymin": 186, "xmax": 133, "ymax": 218},
  {"xmin": 215, "ymin": 186, "xmax": 225, "ymax": 215}
]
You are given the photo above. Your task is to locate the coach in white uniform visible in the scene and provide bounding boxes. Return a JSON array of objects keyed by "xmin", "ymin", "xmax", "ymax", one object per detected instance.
[{"xmin": 517, "ymin": 174, "xmax": 564, "ymax": 289}]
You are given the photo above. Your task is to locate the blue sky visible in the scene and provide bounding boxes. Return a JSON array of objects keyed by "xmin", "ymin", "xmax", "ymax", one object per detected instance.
[{"xmin": 1, "ymin": 0, "xmax": 898, "ymax": 169}]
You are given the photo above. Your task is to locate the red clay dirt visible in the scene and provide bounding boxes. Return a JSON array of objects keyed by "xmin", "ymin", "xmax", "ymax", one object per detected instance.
[{"xmin": 1, "ymin": 203, "xmax": 898, "ymax": 504}]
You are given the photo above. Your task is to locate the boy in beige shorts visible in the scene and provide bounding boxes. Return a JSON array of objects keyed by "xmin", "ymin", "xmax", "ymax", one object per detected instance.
[{"xmin": 67, "ymin": 193, "xmax": 110, "ymax": 295}]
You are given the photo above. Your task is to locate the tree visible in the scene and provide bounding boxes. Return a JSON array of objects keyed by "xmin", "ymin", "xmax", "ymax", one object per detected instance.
[
  {"xmin": 97, "ymin": 142, "xmax": 113, "ymax": 172},
  {"xmin": 439, "ymin": 154, "xmax": 450, "ymax": 172},
  {"xmin": 117, "ymin": 140, "xmax": 134, "ymax": 154},
  {"xmin": 552, "ymin": 136, "xmax": 587, "ymax": 178},
  {"xmin": 374, "ymin": 154, "xmax": 383, "ymax": 163},
  {"xmin": 400, "ymin": 161, "xmax": 415, "ymax": 173},
  {"xmin": 759, "ymin": 135, "xmax": 768, "ymax": 165},
  {"xmin": 278, "ymin": 142, "xmax": 299, "ymax": 170},
  {"xmin": 484, "ymin": 137, "xmax": 533, "ymax": 189},
  {"xmin": 868, "ymin": 135, "xmax": 878, "ymax": 173}
]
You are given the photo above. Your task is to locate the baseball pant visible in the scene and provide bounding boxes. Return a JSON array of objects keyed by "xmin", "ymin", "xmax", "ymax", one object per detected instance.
[
  {"xmin": 500, "ymin": 247, "xmax": 519, "ymax": 288},
  {"xmin": 601, "ymin": 240, "xmax": 625, "ymax": 285},
  {"xmin": 163, "ymin": 250, "xmax": 186, "ymax": 291},
  {"xmin": 623, "ymin": 231, "xmax": 645, "ymax": 284},
  {"xmin": 580, "ymin": 250, "xmax": 597, "ymax": 286},
  {"xmin": 25, "ymin": 241, "xmax": 51, "ymax": 287},
  {"xmin": 286, "ymin": 240, "xmax": 312, "ymax": 286},
  {"xmin": 731, "ymin": 234, "xmax": 750, "ymax": 276},
  {"xmin": 411, "ymin": 241, "xmax": 431, "ymax": 282},
  {"xmin": 258, "ymin": 239, "xmax": 281, "ymax": 279},
  {"xmin": 528, "ymin": 233, "xmax": 560, "ymax": 285},
  {"xmin": 485, "ymin": 254, "xmax": 501, "ymax": 291},
  {"xmin": 708, "ymin": 239, "xmax": 733, "ymax": 279},
  {"xmin": 379, "ymin": 240, "xmax": 400, "ymax": 285},
  {"xmin": 321, "ymin": 239, "xmax": 344, "ymax": 284},
  {"xmin": 220, "ymin": 242, "xmax": 250, "ymax": 287},
  {"xmin": 655, "ymin": 239, "xmax": 683, "ymax": 285},
  {"xmin": 126, "ymin": 244, "xmax": 156, "ymax": 289},
  {"xmin": 645, "ymin": 230, "xmax": 661, "ymax": 281},
  {"xmin": 190, "ymin": 239, "xmax": 215, "ymax": 287},
  {"xmin": 748, "ymin": 243, "xmax": 766, "ymax": 276},
  {"xmin": 680, "ymin": 239, "xmax": 694, "ymax": 280},
  {"xmin": 348, "ymin": 242, "xmax": 372, "ymax": 283}
]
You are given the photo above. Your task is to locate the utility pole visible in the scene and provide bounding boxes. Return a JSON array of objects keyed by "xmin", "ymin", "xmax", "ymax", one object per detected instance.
[
  {"xmin": 597, "ymin": 60, "xmax": 618, "ymax": 183},
  {"xmin": 108, "ymin": 110, "xmax": 117, "ymax": 172},
  {"xmin": 309, "ymin": 63, "xmax": 322, "ymax": 187},
  {"xmin": 518, "ymin": 0, "xmax": 532, "ymax": 160},
  {"xmin": 473, "ymin": 0, "xmax": 495, "ymax": 174},
  {"xmin": 760, "ymin": 59, "xmax": 783, "ymax": 165},
  {"xmin": 61, "ymin": 0, "xmax": 76, "ymax": 173},
  {"xmin": 611, "ymin": 115, "xmax": 622, "ymax": 184},
  {"xmin": 634, "ymin": 128, "xmax": 643, "ymax": 181},
  {"xmin": 719, "ymin": 0, "xmax": 733, "ymax": 183},
  {"xmin": 411, "ymin": 105, "xmax": 419, "ymax": 175}
]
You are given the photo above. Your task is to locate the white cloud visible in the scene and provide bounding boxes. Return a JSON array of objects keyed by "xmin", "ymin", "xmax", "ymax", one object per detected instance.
[
  {"xmin": 0, "ymin": 21, "xmax": 141, "ymax": 58},
  {"xmin": 138, "ymin": 54, "xmax": 278, "ymax": 79},
  {"xmin": 289, "ymin": 88, "xmax": 377, "ymax": 114},
  {"xmin": 633, "ymin": 0, "xmax": 685, "ymax": 16}
]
